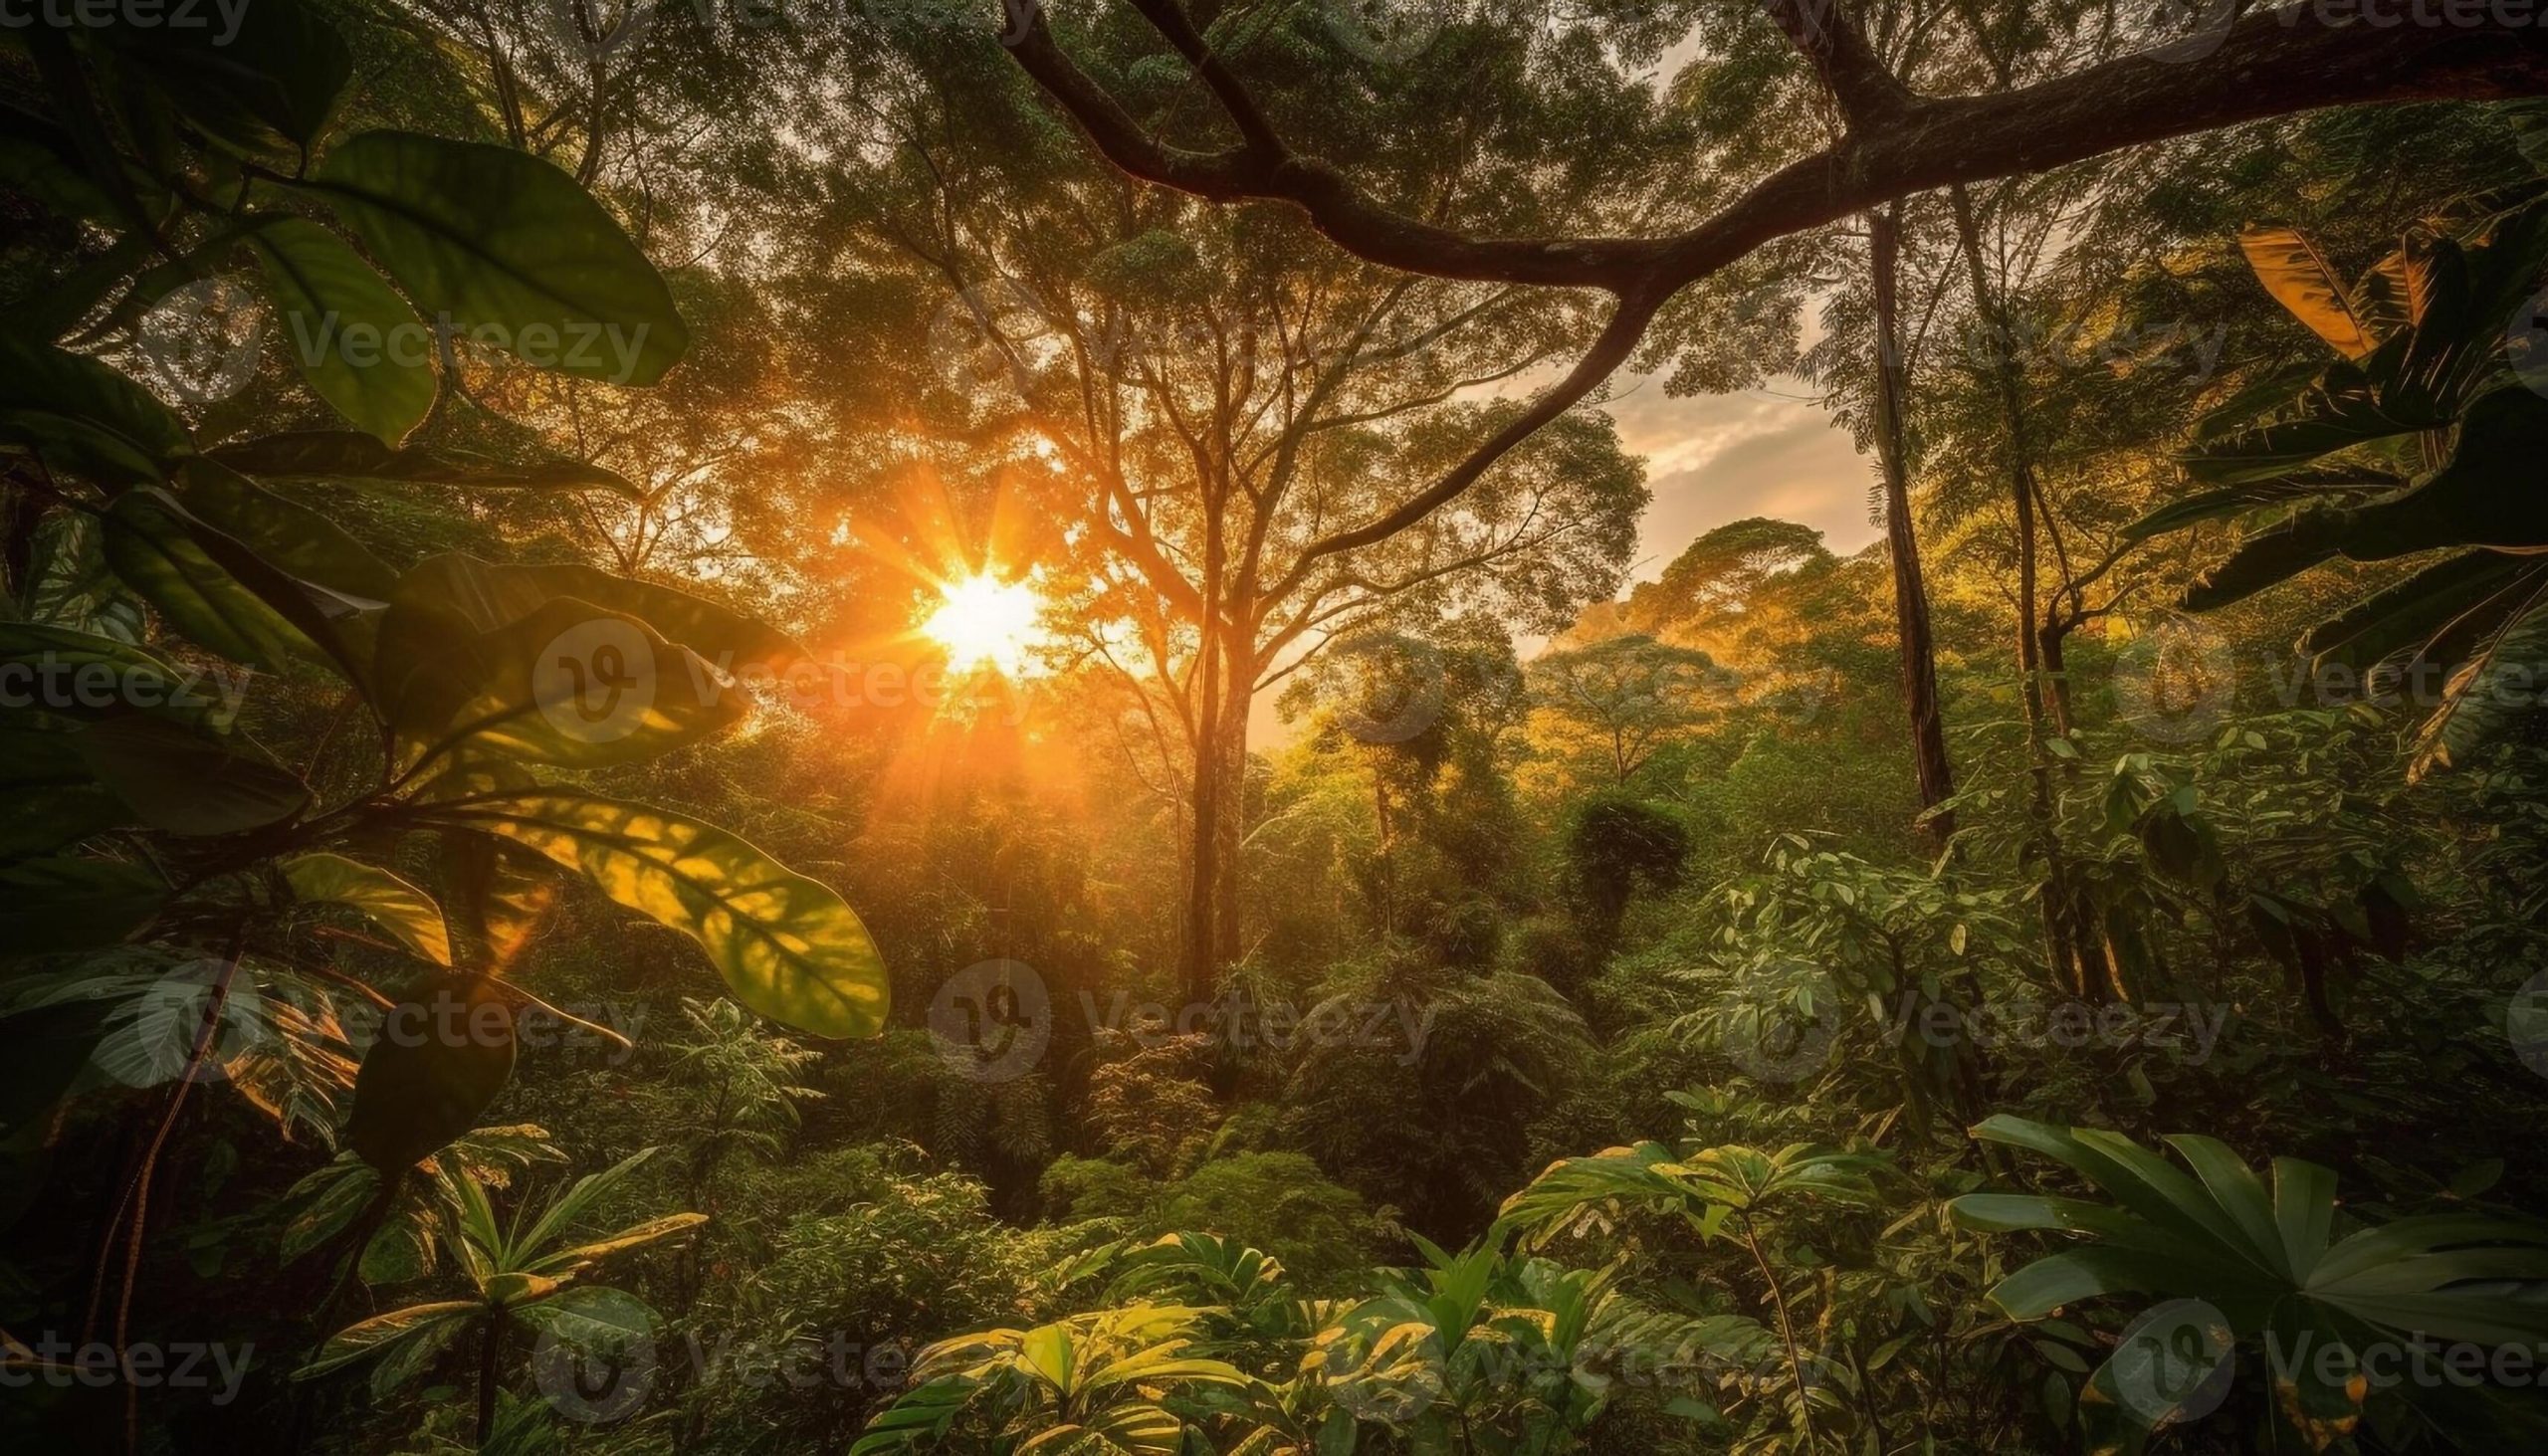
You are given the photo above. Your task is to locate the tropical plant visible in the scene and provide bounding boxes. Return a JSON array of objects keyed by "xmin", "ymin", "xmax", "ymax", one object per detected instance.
[
  {"xmin": 1500, "ymin": 1141, "xmax": 1887, "ymax": 1452},
  {"xmin": 851, "ymin": 1302, "xmax": 1271, "ymax": 1455},
  {"xmin": 1951, "ymin": 1116, "xmax": 2548, "ymax": 1451},
  {"xmin": 2132, "ymin": 199, "xmax": 2548, "ymax": 777},
  {"xmin": 0, "ymin": 0, "xmax": 886, "ymax": 1210},
  {"xmin": 296, "ymin": 1146, "xmax": 703, "ymax": 1442}
]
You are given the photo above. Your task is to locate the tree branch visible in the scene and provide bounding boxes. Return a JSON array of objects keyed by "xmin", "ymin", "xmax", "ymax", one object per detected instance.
[{"xmin": 1763, "ymin": 0, "xmax": 1914, "ymax": 129}]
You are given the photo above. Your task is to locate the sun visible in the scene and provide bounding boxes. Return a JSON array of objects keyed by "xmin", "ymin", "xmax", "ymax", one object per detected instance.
[{"xmin": 922, "ymin": 573, "xmax": 1047, "ymax": 678}]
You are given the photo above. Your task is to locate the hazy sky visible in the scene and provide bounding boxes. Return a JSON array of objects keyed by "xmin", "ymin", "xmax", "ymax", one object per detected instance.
[{"xmin": 1600, "ymin": 374, "xmax": 1883, "ymax": 582}]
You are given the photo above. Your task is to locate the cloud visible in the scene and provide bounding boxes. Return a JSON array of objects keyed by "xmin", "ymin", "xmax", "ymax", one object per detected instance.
[{"xmin": 1599, "ymin": 375, "xmax": 1878, "ymax": 581}]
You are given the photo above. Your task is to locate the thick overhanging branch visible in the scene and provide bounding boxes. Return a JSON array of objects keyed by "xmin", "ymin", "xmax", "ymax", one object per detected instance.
[
  {"xmin": 1011, "ymin": 0, "xmax": 2548, "ymax": 300},
  {"xmin": 1764, "ymin": 0, "xmax": 1913, "ymax": 129},
  {"xmin": 1005, "ymin": 0, "xmax": 2548, "ymax": 598}
]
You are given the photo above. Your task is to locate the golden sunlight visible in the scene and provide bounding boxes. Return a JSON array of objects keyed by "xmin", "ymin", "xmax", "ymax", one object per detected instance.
[{"xmin": 922, "ymin": 573, "xmax": 1047, "ymax": 678}]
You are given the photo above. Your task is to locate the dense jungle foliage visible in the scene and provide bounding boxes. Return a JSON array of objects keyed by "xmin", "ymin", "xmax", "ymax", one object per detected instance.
[{"xmin": 5, "ymin": 1, "xmax": 2548, "ymax": 1453}]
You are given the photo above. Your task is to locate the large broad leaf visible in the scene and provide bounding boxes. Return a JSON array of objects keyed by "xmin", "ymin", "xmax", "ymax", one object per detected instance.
[
  {"xmin": 437, "ymin": 830, "xmax": 557, "ymax": 973},
  {"xmin": 421, "ymin": 792, "xmax": 887, "ymax": 1039},
  {"xmin": 104, "ymin": 488, "xmax": 317, "ymax": 670},
  {"xmin": 295, "ymin": 1301, "xmax": 480, "ymax": 1380},
  {"xmin": 2121, "ymin": 468, "xmax": 2400, "ymax": 542},
  {"xmin": 2335, "ymin": 388, "xmax": 2548, "ymax": 559},
  {"xmin": 70, "ymin": 713, "xmax": 309, "ymax": 836},
  {"xmin": 104, "ymin": 486, "xmax": 377, "ymax": 678},
  {"xmin": 246, "ymin": 219, "xmax": 436, "ymax": 445},
  {"xmin": 2180, "ymin": 508, "xmax": 2353, "ymax": 613},
  {"xmin": 22, "ymin": 512, "xmax": 148, "ymax": 643},
  {"xmin": 0, "ymin": 622, "xmax": 225, "ymax": 725},
  {"xmin": 2180, "ymin": 363, "xmax": 2438, "ymax": 486},
  {"xmin": 301, "ymin": 132, "xmax": 688, "ymax": 384},
  {"xmin": 173, "ymin": 459, "xmax": 398, "ymax": 600},
  {"xmin": 375, "ymin": 594, "xmax": 747, "ymax": 769},
  {"xmin": 0, "ymin": 858, "xmax": 166, "ymax": 954},
  {"xmin": 0, "ymin": 333, "xmax": 191, "ymax": 487},
  {"xmin": 346, "ymin": 974, "xmax": 518, "ymax": 1172},
  {"xmin": 2302, "ymin": 553, "xmax": 2542, "ymax": 675},
  {"xmin": 386, "ymin": 553, "xmax": 800, "ymax": 675},
  {"xmin": 209, "ymin": 430, "xmax": 642, "ymax": 500},
  {"xmin": 511, "ymin": 1285, "xmax": 657, "ymax": 1357},
  {"xmin": 93, "ymin": 0, "xmax": 350, "ymax": 160},
  {"xmin": 2409, "ymin": 603, "xmax": 2548, "ymax": 781},
  {"xmin": 2239, "ymin": 225, "xmax": 2381, "ymax": 359},
  {"xmin": 0, "ymin": 728, "xmax": 132, "ymax": 863},
  {"xmin": 283, "ymin": 852, "xmax": 453, "ymax": 965}
]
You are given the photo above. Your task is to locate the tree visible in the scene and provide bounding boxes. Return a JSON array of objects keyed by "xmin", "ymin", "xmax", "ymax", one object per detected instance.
[
  {"xmin": 1528, "ymin": 635, "xmax": 1728, "ymax": 787},
  {"xmin": 297, "ymin": 1148, "xmax": 703, "ymax": 1443},
  {"xmin": 849, "ymin": 20, "xmax": 1655, "ymax": 993}
]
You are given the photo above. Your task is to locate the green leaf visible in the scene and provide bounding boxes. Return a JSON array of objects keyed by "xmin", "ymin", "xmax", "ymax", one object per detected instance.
[
  {"xmin": 386, "ymin": 553, "xmax": 800, "ymax": 674},
  {"xmin": 2181, "ymin": 508, "xmax": 2353, "ymax": 612},
  {"xmin": 0, "ymin": 728, "xmax": 133, "ymax": 862},
  {"xmin": 2409, "ymin": 602, "xmax": 2548, "ymax": 780},
  {"xmin": 103, "ymin": 488, "xmax": 317, "ymax": 669},
  {"xmin": 301, "ymin": 132, "xmax": 688, "ymax": 384},
  {"xmin": 437, "ymin": 830, "xmax": 556, "ymax": 974},
  {"xmin": 2121, "ymin": 469, "xmax": 2401, "ymax": 542},
  {"xmin": 346, "ymin": 974, "xmax": 518, "ymax": 1173},
  {"xmin": 2301, "ymin": 552, "xmax": 2539, "ymax": 674},
  {"xmin": 104, "ymin": 485, "xmax": 377, "ymax": 677},
  {"xmin": 376, "ymin": 594, "xmax": 748, "ymax": 769},
  {"xmin": 422, "ymin": 792, "xmax": 887, "ymax": 1039},
  {"xmin": 297, "ymin": 1301, "xmax": 480, "ymax": 1380},
  {"xmin": 2338, "ymin": 388, "xmax": 2548, "ymax": 558},
  {"xmin": 284, "ymin": 852, "xmax": 453, "ymax": 965},
  {"xmin": 510, "ymin": 1285, "xmax": 655, "ymax": 1356},
  {"xmin": 0, "ymin": 857, "xmax": 165, "ymax": 954},
  {"xmin": 246, "ymin": 218, "xmax": 436, "ymax": 445},
  {"xmin": 209, "ymin": 431, "xmax": 642, "ymax": 499},
  {"xmin": 71, "ymin": 713, "xmax": 309, "ymax": 836},
  {"xmin": 0, "ymin": 332, "xmax": 191, "ymax": 486},
  {"xmin": 93, "ymin": 0, "xmax": 351, "ymax": 160},
  {"xmin": 173, "ymin": 459, "xmax": 397, "ymax": 601}
]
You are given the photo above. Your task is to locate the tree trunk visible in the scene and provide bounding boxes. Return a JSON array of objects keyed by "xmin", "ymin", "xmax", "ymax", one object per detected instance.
[
  {"xmin": 1949, "ymin": 185, "xmax": 2097, "ymax": 996},
  {"xmin": 1210, "ymin": 634, "xmax": 1249, "ymax": 974},
  {"xmin": 1868, "ymin": 204, "xmax": 1958, "ymax": 846},
  {"xmin": 1179, "ymin": 634, "xmax": 1224, "ymax": 1005}
]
